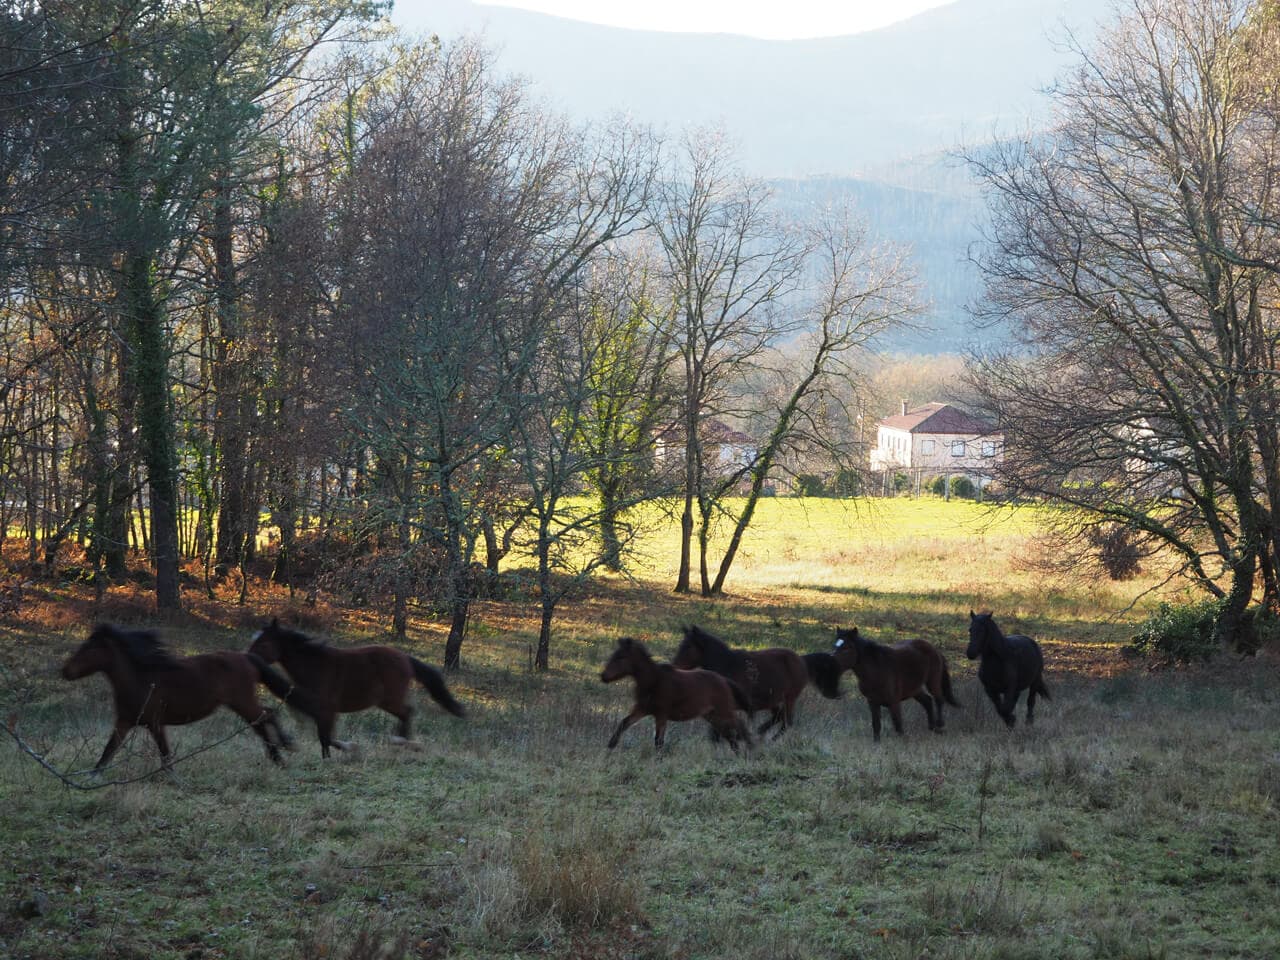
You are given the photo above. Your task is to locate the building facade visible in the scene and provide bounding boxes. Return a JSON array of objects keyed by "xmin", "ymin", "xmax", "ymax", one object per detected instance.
[{"xmin": 869, "ymin": 401, "xmax": 1002, "ymax": 480}]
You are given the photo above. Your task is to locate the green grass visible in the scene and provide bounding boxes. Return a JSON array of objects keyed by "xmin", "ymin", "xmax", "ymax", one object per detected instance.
[{"xmin": 2, "ymin": 497, "xmax": 1276, "ymax": 959}]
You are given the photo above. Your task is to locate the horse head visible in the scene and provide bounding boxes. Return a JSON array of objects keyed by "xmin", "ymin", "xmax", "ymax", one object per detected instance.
[
  {"xmin": 248, "ymin": 618, "xmax": 287, "ymax": 664},
  {"xmin": 61, "ymin": 623, "xmax": 118, "ymax": 680},
  {"xmin": 967, "ymin": 610, "xmax": 1000, "ymax": 659},
  {"xmin": 671, "ymin": 625, "xmax": 704, "ymax": 670},
  {"xmin": 601, "ymin": 637, "xmax": 642, "ymax": 683},
  {"xmin": 832, "ymin": 626, "xmax": 864, "ymax": 670}
]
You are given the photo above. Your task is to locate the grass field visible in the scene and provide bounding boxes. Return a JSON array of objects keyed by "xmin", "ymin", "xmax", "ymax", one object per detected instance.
[{"xmin": 2, "ymin": 497, "xmax": 1278, "ymax": 959}]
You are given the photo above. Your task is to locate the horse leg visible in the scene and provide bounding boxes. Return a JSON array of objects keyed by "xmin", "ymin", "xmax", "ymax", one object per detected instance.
[
  {"xmin": 146, "ymin": 723, "xmax": 174, "ymax": 771},
  {"xmin": 389, "ymin": 703, "xmax": 414, "ymax": 744},
  {"xmin": 231, "ymin": 702, "xmax": 287, "ymax": 765},
  {"xmin": 1025, "ymin": 686, "xmax": 1037, "ymax": 726},
  {"xmin": 607, "ymin": 707, "xmax": 646, "ymax": 749},
  {"xmin": 316, "ymin": 712, "xmax": 342, "ymax": 758},
  {"xmin": 984, "ymin": 685, "xmax": 1013, "ymax": 727},
  {"xmin": 93, "ymin": 721, "xmax": 132, "ymax": 772},
  {"xmin": 913, "ymin": 693, "xmax": 938, "ymax": 731},
  {"xmin": 756, "ymin": 707, "xmax": 781, "ymax": 737},
  {"xmin": 870, "ymin": 703, "xmax": 883, "ymax": 742},
  {"xmin": 653, "ymin": 716, "xmax": 668, "ymax": 749},
  {"xmin": 1002, "ymin": 686, "xmax": 1021, "ymax": 728},
  {"xmin": 887, "ymin": 700, "xmax": 906, "ymax": 736}
]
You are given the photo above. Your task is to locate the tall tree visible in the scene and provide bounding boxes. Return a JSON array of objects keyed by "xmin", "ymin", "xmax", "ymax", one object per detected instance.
[{"xmin": 967, "ymin": 0, "xmax": 1280, "ymax": 643}]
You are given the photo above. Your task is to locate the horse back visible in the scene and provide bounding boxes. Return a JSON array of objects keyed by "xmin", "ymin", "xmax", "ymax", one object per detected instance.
[
  {"xmin": 659, "ymin": 667, "xmax": 737, "ymax": 722},
  {"xmin": 129, "ymin": 651, "xmax": 253, "ymax": 725},
  {"xmin": 743, "ymin": 648, "xmax": 808, "ymax": 706}
]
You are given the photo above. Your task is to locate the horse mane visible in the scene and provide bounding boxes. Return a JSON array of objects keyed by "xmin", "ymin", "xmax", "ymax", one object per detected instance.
[
  {"xmin": 269, "ymin": 622, "xmax": 329, "ymax": 651},
  {"xmin": 97, "ymin": 624, "xmax": 180, "ymax": 670},
  {"xmin": 685, "ymin": 624, "xmax": 748, "ymax": 674}
]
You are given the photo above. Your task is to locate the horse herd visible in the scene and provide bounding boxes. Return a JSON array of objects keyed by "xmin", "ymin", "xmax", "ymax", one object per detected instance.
[{"xmin": 59, "ymin": 612, "xmax": 1049, "ymax": 773}]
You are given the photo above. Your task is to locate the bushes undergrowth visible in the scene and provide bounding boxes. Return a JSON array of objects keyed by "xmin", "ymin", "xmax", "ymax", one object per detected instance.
[{"xmin": 1130, "ymin": 598, "xmax": 1280, "ymax": 663}]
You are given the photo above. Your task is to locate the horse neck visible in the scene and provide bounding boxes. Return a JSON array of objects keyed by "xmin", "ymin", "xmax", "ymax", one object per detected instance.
[
  {"xmin": 99, "ymin": 646, "xmax": 154, "ymax": 704},
  {"xmin": 627, "ymin": 647, "xmax": 661, "ymax": 688},
  {"xmin": 274, "ymin": 635, "xmax": 329, "ymax": 683},
  {"xmin": 981, "ymin": 622, "xmax": 1009, "ymax": 658},
  {"xmin": 699, "ymin": 635, "xmax": 746, "ymax": 675}
]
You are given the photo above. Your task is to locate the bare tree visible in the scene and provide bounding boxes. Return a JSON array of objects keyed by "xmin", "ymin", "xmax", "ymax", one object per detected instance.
[
  {"xmin": 652, "ymin": 130, "xmax": 806, "ymax": 594},
  {"xmin": 967, "ymin": 0, "xmax": 1280, "ymax": 643}
]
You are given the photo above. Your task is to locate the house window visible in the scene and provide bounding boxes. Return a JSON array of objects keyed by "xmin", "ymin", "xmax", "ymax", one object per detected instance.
[
  {"xmin": 951, "ymin": 440, "xmax": 966, "ymax": 457},
  {"xmin": 982, "ymin": 440, "xmax": 997, "ymax": 457},
  {"xmin": 922, "ymin": 439, "xmax": 935, "ymax": 455}
]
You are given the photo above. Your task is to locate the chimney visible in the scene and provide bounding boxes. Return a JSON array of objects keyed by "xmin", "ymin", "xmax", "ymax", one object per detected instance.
[{"xmin": 901, "ymin": 399, "xmax": 909, "ymax": 416}]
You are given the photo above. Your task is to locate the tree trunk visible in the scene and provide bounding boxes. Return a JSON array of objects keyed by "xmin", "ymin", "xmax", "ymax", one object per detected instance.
[{"xmin": 122, "ymin": 254, "xmax": 181, "ymax": 609}]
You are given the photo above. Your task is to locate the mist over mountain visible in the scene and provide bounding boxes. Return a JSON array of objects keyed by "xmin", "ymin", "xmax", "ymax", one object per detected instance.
[{"xmin": 391, "ymin": 0, "xmax": 1117, "ymax": 348}]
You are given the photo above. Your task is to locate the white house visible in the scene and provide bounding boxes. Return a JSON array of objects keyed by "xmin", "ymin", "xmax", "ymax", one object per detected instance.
[{"xmin": 869, "ymin": 401, "xmax": 1002, "ymax": 479}]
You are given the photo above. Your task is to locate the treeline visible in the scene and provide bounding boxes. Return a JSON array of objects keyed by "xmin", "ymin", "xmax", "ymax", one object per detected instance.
[{"xmin": 0, "ymin": 2, "xmax": 915, "ymax": 667}]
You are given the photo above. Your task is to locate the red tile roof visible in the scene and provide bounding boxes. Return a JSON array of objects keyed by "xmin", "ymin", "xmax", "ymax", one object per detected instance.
[{"xmin": 880, "ymin": 403, "xmax": 996, "ymax": 435}]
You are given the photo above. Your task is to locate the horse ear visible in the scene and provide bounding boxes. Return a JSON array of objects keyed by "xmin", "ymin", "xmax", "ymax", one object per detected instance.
[
  {"xmin": 271, "ymin": 616, "xmax": 280, "ymax": 628},
  {"xmin": 969, "ymin": 610, "xmax": 976, "ymax": 620}
]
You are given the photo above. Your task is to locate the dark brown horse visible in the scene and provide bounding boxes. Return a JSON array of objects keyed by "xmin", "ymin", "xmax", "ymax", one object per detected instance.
[
  {"xmin": 600, "ymin": 637, "xmax": 752, "ymax": 751},
  {"xmin": 61, "ymin": 623, "xmax": 317, "ymax": 771},
  {"xmin": 968, "ymin": 611, "xmax": 1050, "ymax": 727},
  {"xmin": 833, "ymin": 627, "xmax": 960, "ymax": 741},
  {"xmin": 247, "ymin": 619, "xmax": 464, "ymax": 757},
  {"xmin": 672, "ymin": 625, "xmax": 809, "ymax": 736}
]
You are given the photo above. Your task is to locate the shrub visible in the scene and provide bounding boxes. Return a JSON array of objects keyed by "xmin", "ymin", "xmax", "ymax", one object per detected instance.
[
  {"xmin": 1088, "ymin": 523, "xmax": 1142, "ymax": 580},
  {"xmin": 1130, "ymin": 598, "xmax": 1224, "ymax": 664},
  {"xmin": 926, "ymin": 474, "xmax": 976, "ymax": 499},
  {"xmin": 794, "ymin": 474, "xmax": 826, "ymax": 497},
  {"xmin": 831, "ymin": 468, "xmax": 862, "ymax": 496}
]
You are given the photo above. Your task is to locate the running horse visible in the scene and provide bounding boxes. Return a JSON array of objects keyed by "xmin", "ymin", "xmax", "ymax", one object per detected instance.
[
  {"xmin": 247, "ymin": 619, "xmax": 465, "ymax": 757},
  {"xmin": 600, "ymin": 637, "xmax": 752, "ymax": 751},
  {"xmin": 672, "ymin": 625, "xmax": 809, "ymax": 736},
  {"xmin": 967, "ymin": 611, "xmax": 1050, "ymax": 727},
  {"xmin": 832, "ymin": 627, "xmax": 960, "ymax": 741},
  {"xmin": 61, "ymin": 623, "xmax": 318, "ymax": 771}
]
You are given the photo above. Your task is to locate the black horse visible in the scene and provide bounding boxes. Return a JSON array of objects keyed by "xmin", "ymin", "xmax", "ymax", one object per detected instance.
[
  {"xmin": 967, "ymin": 611, "xmax": 1050, "ymax": 727},
  {"xmin": 802, "ymin": 652, "xmax": 845, "ymax": 699}
]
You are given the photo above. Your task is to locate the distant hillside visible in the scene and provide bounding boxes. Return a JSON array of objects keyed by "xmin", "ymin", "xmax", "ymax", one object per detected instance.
[
  {"xmin": 770, "ymin": 172, "xmax": 987, "ymax": 351},
  {"xmin": 393, "ymin": 0, "xmax": 1112, "ymax": 176},
  {"xmin": 388, "ymin": 0, "xmax": 1117, "ymax": 350}
]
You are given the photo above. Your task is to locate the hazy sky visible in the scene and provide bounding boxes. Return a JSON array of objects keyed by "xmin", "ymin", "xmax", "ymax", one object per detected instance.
[{"xmin": 470, "ymin": 0, "xmax": 956, "ymax": 40}]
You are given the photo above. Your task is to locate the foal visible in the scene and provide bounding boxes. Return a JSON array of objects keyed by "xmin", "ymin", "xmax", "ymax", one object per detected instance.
[
  {"xmin": 600, "ymin": 637, "xmax": 752, "ymax": 751},
  {"xmin": 61, "ymin": 624, "xmax": 316, "ymax": 771},
  {"xmin": 833, "ymin": 627, "xmax": 960, "ymax": 741},
  {"xmin": 248, "ymin": 619, "xmax": 464, "ymax": 757},
  {"xmin": 967, "ymin": 611, "xmax": 1050, "ymax": 727}
]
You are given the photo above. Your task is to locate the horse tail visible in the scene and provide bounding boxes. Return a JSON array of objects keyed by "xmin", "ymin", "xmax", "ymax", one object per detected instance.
[
  {"xmin": 248, "ymin": 653, "xmax": 323, "ymax": 720},
  {"xmin": 1034, "ymin": 676, "xmax": 1052, "ymax": 700},
  {"xmin": 941, "ymin": 660, "xmax": 962, "ymax": 707},
  {"xmin": 410, "ymin": 657, "xmax": 466, "ymax": 717},
  {"xmin": 726, "ymin": 679, "xmax": 753, "ymax": 714},
  {"xmin": 803, "ymin": 652, "xmax": 842, "ymax": 699}
]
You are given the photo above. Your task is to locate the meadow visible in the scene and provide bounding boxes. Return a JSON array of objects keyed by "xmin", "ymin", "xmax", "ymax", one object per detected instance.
[{"xmin": 1, "ymin": 497, "xmax": 1278, "ymax": 959}]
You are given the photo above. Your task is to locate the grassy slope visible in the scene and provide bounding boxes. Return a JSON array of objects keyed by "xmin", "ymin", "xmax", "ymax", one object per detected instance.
[{"xmin": 1, "ymin": 497, "xmax": 1278, "ymax": 959}]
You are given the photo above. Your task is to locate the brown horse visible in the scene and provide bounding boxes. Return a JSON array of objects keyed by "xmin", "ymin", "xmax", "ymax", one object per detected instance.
[
  {"xmin": 833, "ymin": 627, "xmax": 960, "ymax": 741},
  {"xmin": 61, "ymin": 623, "xmax": 317, "ymax": 771},
  {"xmin": 600, "ymin": 637, "xmax": 752, "ymax": 751},
  {"xmin": 247, "ymin": 619, "xmax": 465, "ymax": 758},
  {"xmin": 672, "ymin": 625, "xmax": 809, "ymax": 736}
]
